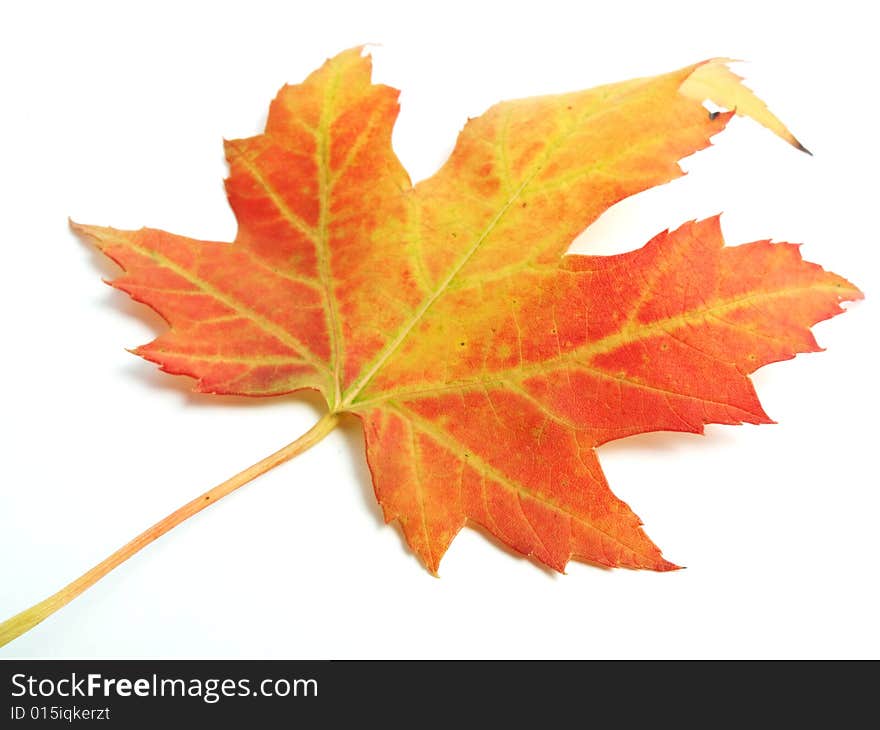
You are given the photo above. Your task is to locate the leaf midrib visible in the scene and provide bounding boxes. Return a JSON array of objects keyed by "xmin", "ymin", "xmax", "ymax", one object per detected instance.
[
  {"xmin": 315, "ymin": 65, "xmax": 345, "ymax": 408},
  {"xmin": 337, "ymin": 76, "xmax": 717, "ymax": 408},
  {"xmin": 348, "ymin": 282, "xmax": 849, "ymax": 410},
  {"xmin": 392, "ymin": 402, "xmax": 661, "ymax": 562},
  {"xmin": 122, "ymin": 239, "xmax": 325, "ymax": 371},
  {"xmin": 339, "ymin": 171, "xmax": 538, "ymax": 409},
  {"xmin": 337, "ymin": 93, "xmax": 613, "ymax": 408}
]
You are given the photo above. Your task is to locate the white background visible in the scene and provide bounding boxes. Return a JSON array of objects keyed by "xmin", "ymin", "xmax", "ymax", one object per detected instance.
[{"xmin": 1, "ymin": 0, "xmax": 877, "ymax": 659}]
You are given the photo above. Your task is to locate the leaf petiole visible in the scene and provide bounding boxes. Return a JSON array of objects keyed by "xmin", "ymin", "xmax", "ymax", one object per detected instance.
[{"xmin": 0, "ymin": 412, "xmax": 339, "ymax": 649}]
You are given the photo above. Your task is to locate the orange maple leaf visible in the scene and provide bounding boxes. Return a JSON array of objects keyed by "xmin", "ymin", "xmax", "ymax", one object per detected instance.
[{"xmin": 1, "ymin": 48, "xmax": 860, "ymax": 645}]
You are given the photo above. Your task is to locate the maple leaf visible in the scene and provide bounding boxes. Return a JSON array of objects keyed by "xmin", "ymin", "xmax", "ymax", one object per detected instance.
[
  {"xmin": 74, "ymin": 49, "xmax": 859, "ymax": 571},
  {"xmin": 0, "ymin": 48, "xmax": 860, "ymax": 647}
]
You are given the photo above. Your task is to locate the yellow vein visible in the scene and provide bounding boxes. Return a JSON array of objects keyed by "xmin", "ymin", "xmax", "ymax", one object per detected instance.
[
  {"xmin": 239, "ymin": 248, "xmax": 321, "ymax": 291},
  {"xmin": 328, "ymin": 104, "xmax": 387, "ymax": 187},
  {"xmin": 516, "ymin": 492, "xmax": 555, "ymax": 561},
  {"xmin": 341, "ymin": 173, "xmax": 537, "ymax": 407},
  {"xmin": 496, "ymin": 106, "xmax": 515, "ymax": 195},
  {"xmin": 124, "ymin": 241, "xmax": 325, "ymax": 371},
  {"xmin": 316, "ymin": 66, "xmax": 345, "ymax": 408},
  {"xmin": 338, "ymin": 79, "xmax": 712, "ymax": 405},
  {"xmin": 350, "ymin": 283, "xmax": 848, "ymax": 408},
  {"xmin": 618, "ymin": 231, "xmax": 682, "ymax": 331},
  {"xmin": 150, "ymin": 351, "xmax": 310, "ymax": 365},
  {"xmin": 570, "ymin": 360, "xmax": 760, "ymax": 418},
  {"xmin": 392, "ymin": 403, "xmax": 658, "ymax": 559},
  {"xmin": 502, "ymin": 379, "xmax": 584, "ymax": 431},
  {"xmin": 404, "ymin": 198, "xmax": 433, "ymax": 294},
  {"xmin": 225, "ymin": 141, "xmax": 318, "ymax": 243},
  {"xmin": 580, "ymin": 283, "xmax": 851, "ymax": 364}
]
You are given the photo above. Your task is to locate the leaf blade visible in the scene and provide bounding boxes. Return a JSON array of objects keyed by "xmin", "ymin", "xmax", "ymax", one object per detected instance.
[{"xmin": 78, "ymin": 50, "xmax": 860, "ymax": 575}]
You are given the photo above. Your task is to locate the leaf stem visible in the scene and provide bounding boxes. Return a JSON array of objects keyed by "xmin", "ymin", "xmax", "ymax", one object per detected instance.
[{"xmin": 0, "ymin": 411, "xmax": 339, "ymax": 649}]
